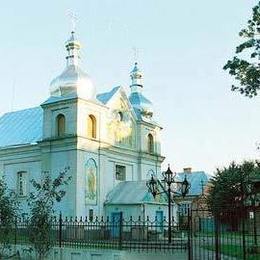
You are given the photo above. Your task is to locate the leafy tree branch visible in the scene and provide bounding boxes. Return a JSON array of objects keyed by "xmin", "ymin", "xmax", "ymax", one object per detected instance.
[
  {"xmin": 27, "ymin": 167, "xmax": 71, "ymax": 260},
  {"xmin": 224, "ymin": 2, "xmax": 260, "ymax": 97}
]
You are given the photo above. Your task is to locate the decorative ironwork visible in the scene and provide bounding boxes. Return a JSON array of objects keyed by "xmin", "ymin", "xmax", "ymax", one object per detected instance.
[
  {"xmin": 8, "ymin": 214, "xmax": 188, "ymax": 252},
  {"xmin": 146, "ymin": 165, "xmax": 191, "ymax": 244},
  {"xmin": 188, "ymin": 206, "xmax": 260, "ymax": 260}
]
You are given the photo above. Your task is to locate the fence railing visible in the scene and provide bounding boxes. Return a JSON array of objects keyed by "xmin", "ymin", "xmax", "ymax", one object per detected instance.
[
  {"xmin": 8, "ymin": 214, "xmax": 189, "ymax": 252},
  {"xmin": 188, "ymin": 206, "xmax": 260, "ymax": 260}
]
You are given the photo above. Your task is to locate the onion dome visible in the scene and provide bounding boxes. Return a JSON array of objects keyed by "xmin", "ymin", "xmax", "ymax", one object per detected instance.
[
  {"xmin": 129, "ymin": 62, "xmax": 153, "ymax": 119},
  {"xmin": 50, "ymin": 31, "xmax": 96, "ymax": 100}
]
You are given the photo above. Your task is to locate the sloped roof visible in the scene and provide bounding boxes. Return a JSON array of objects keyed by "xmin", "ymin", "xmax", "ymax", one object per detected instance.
[
  {"xmin": 0, "ymin": 107, "xmax": 43, "ymax": 148},
  {"xmin": 105, "ymin": 181, "xmax": 167, "ymax": 205},
  {"xmin": 96, "ymin": 86, "xmax": 120, "ymax": 104},
  {"xmin": 176, "ymin": 171, "xmax": 209, "ymax": 196}
]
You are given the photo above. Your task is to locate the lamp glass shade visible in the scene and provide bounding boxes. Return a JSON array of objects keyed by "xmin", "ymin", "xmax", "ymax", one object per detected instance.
[
  {"xmin": 181, "ymin": 176, "xmax": 190, "ymax": 197},
  {"xmin": 146, "ymin": 176, "xmax": 158, "ymax": 198},
  {"xmin": 163, "ymin": 166, "xmax": 174, "ymax": 183}
]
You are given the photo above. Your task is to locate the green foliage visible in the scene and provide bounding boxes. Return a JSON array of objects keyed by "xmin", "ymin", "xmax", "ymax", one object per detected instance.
[
  {"xmin": 207, "ymin": 161, "xmax": 260, "ymax": 211},
  {"xmin": 223, "ymin": 2, "xmax": 260, "ymax": 97},
  {"xmin": 0, "ymin": 178, "xmax": 19, "ymax": 258},
  {"xmin": 28, "ymin": 167, "xmax": 71, "ymax": 259}
]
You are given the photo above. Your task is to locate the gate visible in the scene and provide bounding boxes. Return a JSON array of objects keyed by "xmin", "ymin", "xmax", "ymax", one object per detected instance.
[{"xmin": 188, "ymin": 207, "xmax": 260, "ymax": 260}]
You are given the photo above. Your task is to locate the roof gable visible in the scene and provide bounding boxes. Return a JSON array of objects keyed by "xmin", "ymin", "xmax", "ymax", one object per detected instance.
[
  {"xmin": 99, "ymin": 86, "xmax": 138, "ymax": 122},
  {"xmin": 96, "ymin": 86, "xmax": 120, "ymax": 104}
]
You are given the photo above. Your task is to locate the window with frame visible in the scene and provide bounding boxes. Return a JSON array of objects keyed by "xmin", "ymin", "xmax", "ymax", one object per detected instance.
[
  {"xmin": 89, "ymin": 209, "xmax": 94, "ymax": 222},
  {"xmin": 56, "ymin": 114, "xmax": 66, "ymax": 137},
  {"xmin": 17, "ymin": 171, "xmax": 27, "ymax": 197},
  {"xmin": 115, "ymin": 165, "xmax": 126, "ymax": 181},
  {"xmin": 87, "ymin": 114, "xmax": 97, "ymax": 139},
  {"xmin": 147, "ymin": 133, "xmax": 154, "ymax": 154},
  {"xmin": 178, "ymin": 202, "xmax": 191, "ymax": 216}
]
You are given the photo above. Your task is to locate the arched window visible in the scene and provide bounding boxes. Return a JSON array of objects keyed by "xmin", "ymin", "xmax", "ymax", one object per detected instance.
[
  {"xmin": 117, "ymin": 111, "xmax": 123, "ymax": 121},
  {"xmin": 87, "ymin": 115, "xmax": 96, "ymax": 139},
  {"xmin": 148, "ymin": 133, "xmax": 154, "ymax": 154},
  {"xmin": 56, "ymin": 114, "xmax": 65, "ymax": 137}
]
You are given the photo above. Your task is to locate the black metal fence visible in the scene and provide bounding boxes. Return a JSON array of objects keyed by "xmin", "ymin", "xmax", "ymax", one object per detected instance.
[
  {"xmin": 5, "ymin": 207, "xmax": 259, "ymax": 258},
  {"xmin": 188, "ymin": 206, "xmax": 260, "ymax": 260},
  {"xmin": 11, "ymin": 214, "xmax": 188, "ymax": 252}
]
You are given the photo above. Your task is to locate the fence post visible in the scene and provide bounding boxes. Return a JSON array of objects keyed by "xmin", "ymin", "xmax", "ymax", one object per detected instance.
[
  {"xmin": 14, "ymin": 217, "xmax": 17, "ymax": 246},
  {"xmin": 119, "ymin": 212, "xmax": 123, "ymax": 250},
  {"xmin": 214, "ymin": 212, "xmax": 220, "ymax": 260},
  {"xmin": 187, "ymin": 209, "xmax": 193, "ymax": 260},
  {"xmin": 59, "ymin": 212, "xmax": 62, "ymax": 248},
  {"xmin": 242, "ymin": 211, "xmax": 246, "ymax": 260},
  {"xmin": 253, "ymin": 205, "xmax": 258, "ymax": 246}
]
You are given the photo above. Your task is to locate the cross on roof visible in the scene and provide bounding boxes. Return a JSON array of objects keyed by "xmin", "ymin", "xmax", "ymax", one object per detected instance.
[
  {"xmin": 132, "ymin": 47, "xmax": 139, "ymax": 62},
  {"xmin": 67, "ymin": 10, "xmax": 78, "ymax": 32}
]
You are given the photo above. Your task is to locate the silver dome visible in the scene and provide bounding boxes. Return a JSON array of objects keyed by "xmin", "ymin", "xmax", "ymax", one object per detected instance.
[
  {"xmin": 50, "ymin": 64, "xmax": 96, "ymax": 100},
  {"xmin": 49, "ymin": 31, "xmax": 96, "ymax": 100}
]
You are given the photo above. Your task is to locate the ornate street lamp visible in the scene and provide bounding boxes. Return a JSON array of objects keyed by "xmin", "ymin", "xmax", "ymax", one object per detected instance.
[
  {"xmin": 147, "ymin": 175, "xmax": 158, "ymax": 198},
  {"xmin": 146, "ymin": 165, "xmax": 191, "ymax": 244}
]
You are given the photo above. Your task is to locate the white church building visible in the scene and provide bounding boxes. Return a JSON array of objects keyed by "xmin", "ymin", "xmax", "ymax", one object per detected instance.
[{"xmin": 0, "ymin": 30, "xmax": 172, "ymax": 220}]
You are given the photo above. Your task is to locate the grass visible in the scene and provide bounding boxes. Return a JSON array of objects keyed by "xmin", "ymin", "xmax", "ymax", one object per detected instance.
[
  {"xmin": 195, "ymin": 231, "xmax": 247, "ymax": 237},
  {"xmin": 203, "ymin": 244, "xmax": 260, "ymax": 260}
]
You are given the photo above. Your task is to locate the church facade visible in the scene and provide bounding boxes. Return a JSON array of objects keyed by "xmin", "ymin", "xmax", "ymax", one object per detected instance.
[{"xmin": 0, "ymin": 30, "xmax": 168, "ymax": 219}]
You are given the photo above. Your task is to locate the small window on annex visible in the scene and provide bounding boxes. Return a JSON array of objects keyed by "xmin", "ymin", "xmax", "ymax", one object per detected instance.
[
  {"xmin": 178, "ymin": 202, "xmax": 191, "ymax": 216},
  {"xmin": 147, "ymin": 133, "xmax": 154, "ymax": 154},
  {"xmin": 89, "ymin": 209, "xmax": 94, "ymax": 222},
  {"xmin": 17, "ymin": 171, "xmax": 27, "ymax": 197},
  {"xmin": 56, "ymin": 114, "xmax": 66, "ymax": 137},
  {"xmin": 87, "ymin": 115, "xmax": 97, "ymax": 139},
  {"xmin": 115, "ymin": 165, "xmax": 126, "ymax": 181}
]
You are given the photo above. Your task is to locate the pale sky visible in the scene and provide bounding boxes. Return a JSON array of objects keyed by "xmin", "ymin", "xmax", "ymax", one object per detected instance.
[{"xmin": 0, "ymin": 0, "xmax": 259, "ymax": 174}]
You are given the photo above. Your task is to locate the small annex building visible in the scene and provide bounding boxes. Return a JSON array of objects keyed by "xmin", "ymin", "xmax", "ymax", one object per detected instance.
[{"xmin": 104, "ymin": 181, "xmax": 173, "ymax": 222}]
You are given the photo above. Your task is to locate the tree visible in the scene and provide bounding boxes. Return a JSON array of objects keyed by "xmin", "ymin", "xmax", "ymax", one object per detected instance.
[
  {"xmin": 28, "ymin": 168, "xmax": 71, "ymax": 260},
  {"xmin": 207, "ymin": 161, "xmax": 260, "ymax": 213},
  {"xmin": 0, "ymin": 178, "xmax": 19, "ymax": 259},
  {"xmin": 223, "ymin": 2, "xmax": 260, "ymax": 97}
]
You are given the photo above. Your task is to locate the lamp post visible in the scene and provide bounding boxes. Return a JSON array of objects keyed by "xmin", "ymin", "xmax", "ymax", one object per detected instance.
[{"xmin": 146, "ymin": 165, "xmax": 190, "ymax": 244}]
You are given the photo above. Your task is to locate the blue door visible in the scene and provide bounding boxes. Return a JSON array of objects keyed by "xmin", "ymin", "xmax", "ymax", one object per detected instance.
[
  {"xmin": 156, "ymin": 211, "xmax": 164, "ymax": 232},
  {"xmin": 111, "ymin": 212, "xmax": 122, "ymax": 238}
]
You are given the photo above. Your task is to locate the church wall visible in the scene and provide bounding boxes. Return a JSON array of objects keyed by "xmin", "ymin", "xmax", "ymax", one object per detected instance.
[
  {"xmin": 104, "ymin": 203, "xmax": 177, "ymax": 222},
  {"xmin": 42, "ymin": 101, "xmax": 78, "ymax": 139},
  {"xmin": 77, "ymin": 99, "xmax": 108, "ymax": 141},
  {"xmin": 104, "ymin": 204, "xmax": 142, "ymax": 220},
  {"xmin": 50, "ymin": 149, "xmax": 77, "ymax": 217},
  {"xmin": 104, "ymin": 153, "xmax": 138, "ymax": 187},
  {"xmin": 76, "ymin": 148, "xmax": 140, "ymax": 217},
  {"xmin": 76, "ymin": 149, "xmax": 100, "ymax": 217},
  {"xmin": 3, "ymin": 160, "xmax": 41, "ymax": 214},
  {"xmin": 139, "ymin": 124, "xmax": 161, "ymax": 155},
  {"xmin": 144, "ymin": 204, "xmax": 177, "ymax": 222},
  {"xmin": 140, "ymin": 161, "xmax": 160, "ymax": 180}
]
